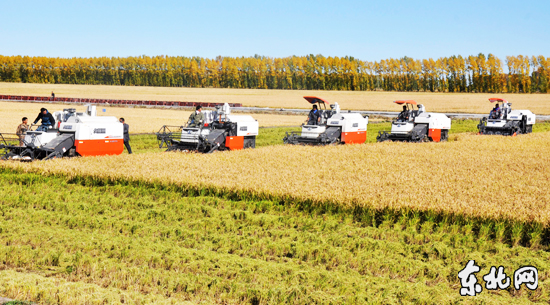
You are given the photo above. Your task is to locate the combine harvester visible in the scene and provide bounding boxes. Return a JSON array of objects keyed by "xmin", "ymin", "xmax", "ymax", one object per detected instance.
[
  {"xmin": 156, "ymin": 103, "xmax": 259, "ymax": 153},
  {"xmin": 0, "ymin": 105, "xmax": 123, "ymax": 161},
  {"xmin": 377, "ymin": 100, "xmax": 451, "ymax": 142},
  {"xmin": 477, "ymin": 98, "xmax": 535, "ymax": 136},
  {"xmin": 283, "ymin": 96, "xmax": 368, "ymax": 145}
]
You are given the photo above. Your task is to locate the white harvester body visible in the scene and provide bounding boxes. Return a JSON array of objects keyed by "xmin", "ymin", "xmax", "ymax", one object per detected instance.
[
  {"xmin": 3, "ymin": 105, "xmax": 123, "ymax": 161},
  {"xmin": 284, "ymin": 96, "xmax": 368, "ymax": 145},
  {"xmin": 158, "ymin": 103, "xmax": 259, "ymax": 153},
  {"xmin": 378, "ymin": 101, "xmax": 451, "ymax": 142},
  {"xmin": 478, "ymin": 98, "xmax": 535, "ymax": 135}
]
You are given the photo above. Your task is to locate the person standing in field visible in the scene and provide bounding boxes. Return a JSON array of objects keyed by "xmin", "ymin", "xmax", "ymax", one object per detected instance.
[
  {"xmin": 16, "ymin": 117, "xmax": 29, "ymax": 146},
  {"xmin": 33, "ymin": 108, "xmax": 56, "ymax": 131},
  {"xmin": 306, "ymin": 104, "xmax": 321, "ymax": 125},
  {"xmin": 187, "ymin": 105, "xmax": 204, "ymax": 127},
  {"xmin": 51, "ymin": 91, "xmax": 55, "ymax": 100},
  {"xmin": 119, "ymin": 118, "xmax": 132, "ymax": 154}
]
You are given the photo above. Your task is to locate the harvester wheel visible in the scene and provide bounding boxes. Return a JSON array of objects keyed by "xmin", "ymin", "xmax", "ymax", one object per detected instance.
[{"xmin": 440, "ymin": 130, "xmax": 449, "ymax": 141}]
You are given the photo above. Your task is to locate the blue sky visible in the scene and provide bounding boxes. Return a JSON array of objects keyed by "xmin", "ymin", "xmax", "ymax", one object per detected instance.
[{"xmin": 1, "ymin": 0, "xmax": 548, "ymax": 61}]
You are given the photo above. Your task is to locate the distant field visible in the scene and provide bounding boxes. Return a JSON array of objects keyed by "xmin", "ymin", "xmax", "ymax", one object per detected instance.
[{"xmin": 1, "ymin": 82, "xmax": 549, "ymax": 114}]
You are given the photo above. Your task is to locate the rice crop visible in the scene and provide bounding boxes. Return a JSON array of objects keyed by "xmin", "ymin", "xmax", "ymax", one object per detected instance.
[
  {"xmin": 2, "ymin": 132, "xmax": 550, "ymax": 228},
  {"xmin": 2, "ymin": 82, "xmax": 549, "ymax": 114},
  {"xmin": 0, "ymin": 170, "xmax": 547, "ymax": 304}
]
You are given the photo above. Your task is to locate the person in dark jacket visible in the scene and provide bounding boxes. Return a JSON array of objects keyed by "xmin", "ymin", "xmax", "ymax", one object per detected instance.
[
  {"xmin": 397, "ymin": 105, "xmax": 410, "ymax": 121},
  {"xmin": 306, "ymin": 105, "xmax": 321, "ymax": 125},
  {"xmin": 494, "ymin": 104, "xmax": 502, "ymax": 119},
  {"xmin": 120, "ymin": 118, "xmax": 132, "ymax": 154},
  {"xmin": 33, "ymin": 108, "xmax": 56, "ymax": 131},
  {"xmin": 490, "ymin": 104, "xmax": 502, "ymax": 119}
]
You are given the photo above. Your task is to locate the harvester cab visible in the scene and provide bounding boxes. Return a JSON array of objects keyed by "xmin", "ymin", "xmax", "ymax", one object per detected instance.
[
  {"xmin": 1, "ymin": 105, "xmax": 124, "ymax": 161},
  {"xmin": 156, "ymin": 103, "xmax": 259, "ymax": 153},
  {"xmin": 477, "ymin": 98, "xmax": 535, "ymax": 136},
  {"xmin": 377, "ymin": 100, "xmax": 451, "ymax": 142},
  {"xmin": 283, "ymin": 96, "xmax": 368, "ymax": 145}
]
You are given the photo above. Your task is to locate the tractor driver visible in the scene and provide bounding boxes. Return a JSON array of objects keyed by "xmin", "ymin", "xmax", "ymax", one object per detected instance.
[
  {"xmin": 33, "ymin": 108, "xmax": 56, "ymax": 131},
  {"xmin": 397, "ymin": 105, "xmax": 409, "ymax": 121},
  {"xmin": 187, "ymin": 105, "xmax": 204, "ymax": 127},
  {"xmin": 490, "ymin": 104, "xmax": 502, "ymax": 119},
  {"xmin": 306, "ymin": 105, "xmax": 321, "ymax": 125}
]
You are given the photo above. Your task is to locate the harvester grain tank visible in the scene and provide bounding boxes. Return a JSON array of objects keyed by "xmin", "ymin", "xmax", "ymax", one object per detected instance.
[
  {"xmin": 377, "ymin": 100, "xmax": 451, "ymax": 142},
  {"xmin": 283, "ymin": 96, "xmax": 368, "ymax": 145},
  {"xmin": 0, "ymin": 105, "xmax": 123, "ymax": 161},
  {"xmin": 156, "ymin": 103, "xmax": 259, "ymax": 153},
  {"xmin": 477, "ymin": 98, "xmax": 535, "ymax": 136}
]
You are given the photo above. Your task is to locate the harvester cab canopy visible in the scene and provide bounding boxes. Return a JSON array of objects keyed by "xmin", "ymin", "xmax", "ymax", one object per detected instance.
[
  {"xmin": 394, "ymin": 100, "xmax": 417, "ymax": 111},
  {"xmin": 487, "ymin": 98, "xmax": 512, "ymax": 119},
  {"xmin": 303, "ymin": 96, "xmax": 329, "ymax": 111},
  {"xmin": 489, "ymin": 98, "xmax": 508, "ymax": 103},
  {"xmin": 489, "ymin": 97, "xmax": 510, "ymax": 108},
  {"xmin": 394, "ymin": 100, "xmax": 423, "ymax": 121},
  {"xmin": 302, "ymin": 96, "xmax": 340, "ymax": 125}
]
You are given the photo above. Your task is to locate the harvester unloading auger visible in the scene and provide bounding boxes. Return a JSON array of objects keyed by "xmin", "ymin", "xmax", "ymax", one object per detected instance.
[
  {"xmin": 156, "ymin": 103, "xmax": 259, "ymax": 153},
  {"xmin": 477, "ymin": 98, "xmax": 535, "ymax": 136},
  {"xmin": 377, "ymin": 100, "xmax": 451, "ymax": 142},
  {"xmin": 283, "ymin": 96, "xmax": 368, "ymax": 145},
  {"xmin": 0, "ymin": 105, "xmax": 124, "ymax": 161}
]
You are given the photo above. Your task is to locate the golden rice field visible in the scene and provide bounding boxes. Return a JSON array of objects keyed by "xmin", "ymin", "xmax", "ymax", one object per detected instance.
[
  {"xmin": 1, "ymin": 82, "xmax": 549, "ymax": 114},
  {"xmin": 0, "ymin": 101, "xmax": 304, "ymax": 134},
  {"xmin": 2, "ymin": 132, "xmax": 550, "ymax": 225}
]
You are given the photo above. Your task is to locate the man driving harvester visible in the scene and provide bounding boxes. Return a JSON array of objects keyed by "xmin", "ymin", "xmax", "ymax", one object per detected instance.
[
  {"xmin": 32, "ymin": 108, "xmax": 56, "ymax": 131},
  {"xmin": 187, "ymin": 105, "xmax": 204, "ymax": 127},
  {"xmin": 397, "ymin": 105, "xmax": 410, "ymax": 121},
  {"xmin": 305, "ymin": 104, "xmax": 321, "ymax": 125}
]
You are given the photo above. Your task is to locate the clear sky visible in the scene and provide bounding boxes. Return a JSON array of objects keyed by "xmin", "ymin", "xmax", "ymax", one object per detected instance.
[{"xmin": 1, "ymin": 0, "xmax": 548, "ymax": 61}]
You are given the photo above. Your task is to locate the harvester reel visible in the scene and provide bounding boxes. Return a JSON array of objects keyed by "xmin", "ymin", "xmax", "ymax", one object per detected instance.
[
  {"xmin": 157, "ymin": 132, "xmax": 173, "ymax": 148},
  {"xmin": 283, "ymin": 132, "xmax": 299, "ymax": 145},
  {"xmin": 376, "ymin": 131, "xmax": 391, "ymax": 142}
]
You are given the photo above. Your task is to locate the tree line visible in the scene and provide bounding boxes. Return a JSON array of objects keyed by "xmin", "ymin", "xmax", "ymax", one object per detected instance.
[{"xmin": 0, "ymin": 54, "xmax": 548, "ymax": 93}]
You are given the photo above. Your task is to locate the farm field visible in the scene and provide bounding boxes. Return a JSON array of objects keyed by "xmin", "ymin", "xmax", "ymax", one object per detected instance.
[
  {"xmin": 3, "ymin": 132, "xmax": 550, "ymax": 227},
  {"xmin": 0, "ymin": 169, "xmax": 547, "ymax": 304},
  {"xmin": 2, "ymin": 84, "xmax": 550, "ymax": 304},
  {"xmin": 2, "ymin": 82, "xmax": 550, "ymax": 114}
]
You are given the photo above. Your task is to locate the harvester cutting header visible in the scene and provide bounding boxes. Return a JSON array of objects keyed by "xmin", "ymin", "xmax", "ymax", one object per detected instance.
[
  {"xmin": 377, "ymin": 100, "xmax": 451, "ymax": 142},
  {"xmin": 283, "ymin": 96, "xmax": 368, "ymax": 145},
  {"xmin": 1, "ymin": 105, "xmax": 123, "ymax": 161},
  {"xmin": 477, "ymin": 98, "xmax": 535, "ymax": 136}
]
